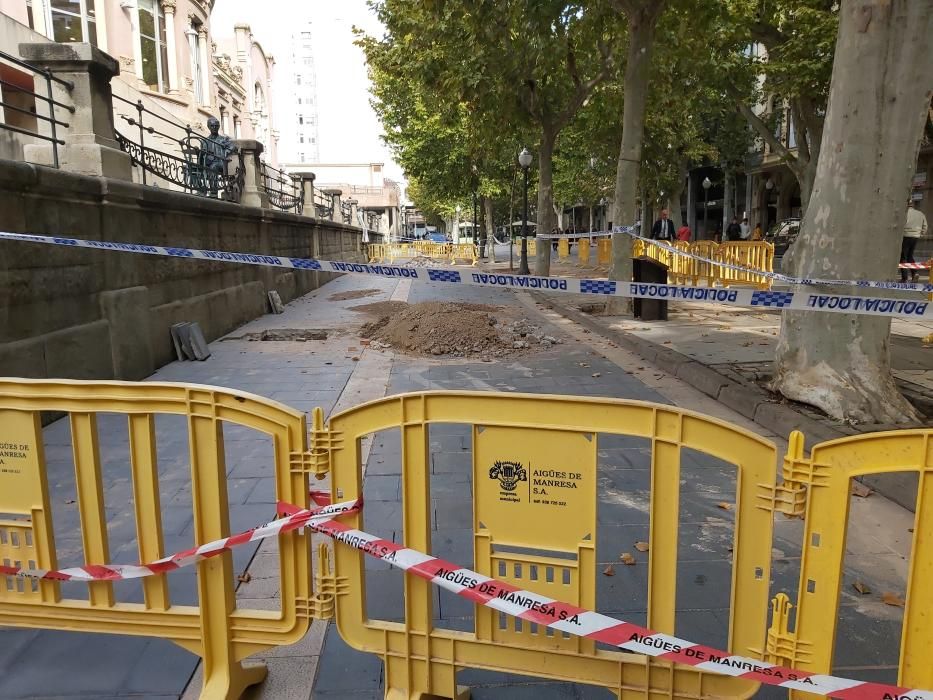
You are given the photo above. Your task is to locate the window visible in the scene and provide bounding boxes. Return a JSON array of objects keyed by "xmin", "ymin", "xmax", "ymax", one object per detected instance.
[
  {"xmin": 220, "ymin": 107, "xmax": 230, "ymax": 135},
  {"xmin": 138, "ymin": 0, "xmax": 169, "ymax": 92},
  {"xmin": 296, "ymin": 76, "xmax": 301, "ymax": 85},
  {"xmin": 233, "ymin": 117, "xmax": 241, "ymax": 139},
  {"xmin": 297, "ymin": 98, "xmax": 302, "ymax": 105},
  {"xmin": 26, "ymin": 0, "xmax": 35, "ymax": 29},
  {"xmin": 299, "ymin": 136, "xmax": 304, "ymax": 143},
  {"xmin": 298, "ymin": 115, "xmax": 303, "ymax": 125},
  {"xmin": 187, "ymin": 22, "xmax": 204, "ymax": 104},
  {"xmin": 48, "ymin": 0, "xmax": 98, "ymax": 45}
]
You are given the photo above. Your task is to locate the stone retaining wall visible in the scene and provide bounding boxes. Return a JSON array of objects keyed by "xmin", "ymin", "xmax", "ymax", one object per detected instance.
[{"xmin": 0, "ymin": 159, "xmax": 374, "ymax": 381}]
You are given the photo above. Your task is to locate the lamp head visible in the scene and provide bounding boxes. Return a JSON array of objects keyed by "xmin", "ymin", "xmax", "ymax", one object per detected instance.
[{"xmin": 518, "ymin": 148, "xmax": 533, "ymax": 169}]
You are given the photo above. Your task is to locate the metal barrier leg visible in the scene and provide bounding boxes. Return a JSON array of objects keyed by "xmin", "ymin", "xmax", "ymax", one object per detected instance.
[{"xmin": 189, "ymin": 403, "xmax": 268, "ymax": 699}]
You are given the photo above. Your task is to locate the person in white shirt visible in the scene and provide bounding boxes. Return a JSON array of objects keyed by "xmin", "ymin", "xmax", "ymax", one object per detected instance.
[
  {"xmin": 901, "ymin": 199, "xmax": 928, "ymax": 282},
  {"xmin": 740, "ymin": 218, "xmax": 751, "ymax": 240}
]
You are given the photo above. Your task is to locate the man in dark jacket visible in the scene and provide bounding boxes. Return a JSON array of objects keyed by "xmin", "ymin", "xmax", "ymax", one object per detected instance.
[
  {"xmin": 651, "ymin": 210, "xmax": 676, "ymax": 241},
  {"xmin": 726, "ymin": 216, "xmax": 742, "ymax": 241}
]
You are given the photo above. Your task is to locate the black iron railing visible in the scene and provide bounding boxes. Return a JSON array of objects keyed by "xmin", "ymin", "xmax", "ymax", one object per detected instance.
[
  {"xmin": 314, "ymin": 189, "xmax": 332, "ymax": 219},
  {"xmin": 341, "ymin": 200, "xmax": 352, "ymax": 225},
  {"xmin": 0, "ymin": 48, "xmax": 74, "ymax": 167},
  {"xmin": 259, "ymin": 161, "xmax": 303, "ymax": 213},
  {"xmin": 112, "ymin": 94, "xmax": 243, "ymax": 201}
]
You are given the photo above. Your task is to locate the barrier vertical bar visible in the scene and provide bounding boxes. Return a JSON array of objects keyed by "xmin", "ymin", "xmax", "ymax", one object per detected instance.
[
  {"xmin": 187, "ymin": 389, "xmax": 267, "ymax": 697},
  {"xmin": 647, "ymin": 410, "xmax": 681, "ymax": 634},
  {"xmin": 69, "ymin": 412, "xmax": 114, "ymax": 608},
  {"xmin": 128, "ymin": 413, "xmax": 169, "ymax": 610},
  {"xmin": 901, "ymin": 454, "xmax": 933, "ymax": 688}
]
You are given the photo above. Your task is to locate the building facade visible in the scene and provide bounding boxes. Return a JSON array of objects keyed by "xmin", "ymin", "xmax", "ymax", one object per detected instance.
[
  {"xmin": 277, "ymin": 21, "xmax": 320, "ymax": 164},
  {"xmin": 0, "ymin": 0, "xmax": 278, "ymax": 163},
  {"xmin": 290, "ymin": 162, "xmax": 401, "ymax": 235}
]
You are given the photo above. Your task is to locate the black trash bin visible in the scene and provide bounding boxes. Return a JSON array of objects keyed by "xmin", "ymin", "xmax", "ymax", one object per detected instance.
[{"xmin": 633, "ymin": 257, "xmax": 669, "ymax": 321}]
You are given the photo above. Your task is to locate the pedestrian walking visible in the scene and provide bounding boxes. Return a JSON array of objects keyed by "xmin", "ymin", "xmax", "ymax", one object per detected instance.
[
  {"xmin": 901, "ymin": 199, "xmax": 928, "ymax": 282},
  {"xmin": 651, "ymin": 209, "xmax": 676, "ymax": 241},
  {"xmin": 676, "ymin": 224, "xmax": 691, "ymax": 242},
  {"xmin": 726, "ymin": 216, "xmax": 742, "ymax": 242},
  {"xmin": 740, "ymin": 218, "xmax": 751, "ymax": 240},
  {"xmin": 752, "ymin": 223, "xmax": 763, "ymax": 241}
]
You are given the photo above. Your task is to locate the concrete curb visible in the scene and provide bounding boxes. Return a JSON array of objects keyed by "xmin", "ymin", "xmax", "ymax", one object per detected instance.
[{"xmin": 532, "ymin": 292, "xmax": 925, "ymax": 510}]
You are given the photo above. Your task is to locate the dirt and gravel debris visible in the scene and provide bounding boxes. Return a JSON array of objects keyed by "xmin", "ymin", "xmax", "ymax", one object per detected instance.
[
  {"xmin": 353, "ymin": 301, "xmax": 561, "ymax": 358},
  {"xmin": 327, "ymin": 288, "xmax": 383, "ymax": 301}
]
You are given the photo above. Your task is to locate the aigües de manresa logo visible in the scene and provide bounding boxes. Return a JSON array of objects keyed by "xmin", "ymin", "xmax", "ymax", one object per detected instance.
[{"xmin": 489, "ymin": 460, "xmax": 527, "ymax": 492}]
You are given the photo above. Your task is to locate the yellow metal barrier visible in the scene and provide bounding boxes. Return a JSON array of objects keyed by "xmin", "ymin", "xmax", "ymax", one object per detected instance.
[
  {"xmin": 449, "ymin": 243, "xmax": 479, "ymax": 266},
  {"xmin": 718, "ymin": 242, "xmax": 774, "ymax": 290},
  {"xmin": 689, "ymin": 241, "xmax": 721, "ymax": 287},
  {"xmin": 0, "ymin": 379, "xmax": 320, "ymax": 700},
  {"xmin": 558, "ymin": 238, "xmax": 569, "ymax": 259},
  {"xmin": 596, "ymin": 238, "xmax": 611, "ymax": 265},
  {"xmin": 766, "ymin": 429, "xmax": 933, "ymax": 697},
  {"xmin": 513, "ymin": 238, "xmax": 537, "ymax": 257},
  {"xmin": 321, "ymin": 391, "xmax": 777, "ymax": 699},
  {"xmin": 577, "ymin": 237, "xmax": 591, "ymax": 265},
  {"xmin": 631, "ymin": 240, "xmax": 773, "ymax": 288}
]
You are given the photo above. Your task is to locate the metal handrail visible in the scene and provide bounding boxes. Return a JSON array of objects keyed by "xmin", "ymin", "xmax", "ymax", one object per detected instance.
[
  {"xmin": 112, "ymin": 94, "xmax": 243, "ymax": 202},
  {"xmin": 0, "ymin": 48, "xmax": 76, "ymax": 167},
  {"xmin": 314, "ymin": 189, "xmax": 332, "ymax": 219},
  {"xmin": 259, "ymin": 160, "xmax": 303, "ymax": 213}
]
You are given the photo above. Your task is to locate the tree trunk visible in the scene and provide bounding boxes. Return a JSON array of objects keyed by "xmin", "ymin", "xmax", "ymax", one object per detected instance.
[
  {"xmin": 668, "ymin": 157, "xmax": 688, "ymax": 230},
  {"xmin": 797, "ymin": 159, "xmax": 816, "ymax": 214},
  {"xmin": 485, "ymin": 195, "xmax": 495, "ymax": 261},
  {"xmin": 608, "ymin": 4, "xmax": 662, "ymax": 313},
  {"xmin": 535, "ymin": 128, "xmax": 557, "ymax": 276},
  {"xmin": 771, "ymin": 0, "xmax": 933, "ymax": 424},
  {"xmin": 722, "ymin": 170, "xmax": 733, "ymax": 232}
]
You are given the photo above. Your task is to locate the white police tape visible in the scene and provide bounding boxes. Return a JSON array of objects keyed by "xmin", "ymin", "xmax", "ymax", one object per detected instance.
[
  {"xmin": 0, "ymin": 231, "xmax": 929, "ymax": 320},
  {"xmin": 536, "ymin": 229, "xmax": 614, "ymax": 239},
  {"xmin": 615, "ymin": 227, "xmax": 933, "ymax": 293}
]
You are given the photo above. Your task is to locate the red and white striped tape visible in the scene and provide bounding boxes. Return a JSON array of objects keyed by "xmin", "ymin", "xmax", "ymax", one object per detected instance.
[
  {"xmin": 2, "ymin": 493, "xmax": 928, "ymax": 699},
  {"xmin": 899, "ymin": 261, "xmax": 931, "ymax": 270},
  {"xmin": 0, "ymin": 491, "xmax": 356, "ymax": 582}
]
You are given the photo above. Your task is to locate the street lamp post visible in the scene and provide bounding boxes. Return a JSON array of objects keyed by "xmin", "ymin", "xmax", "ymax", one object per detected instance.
[
  {"xmin": 518, "ymin": 147, "xmax": 533, "ymax": 275},
  {"xmin": 702, "ymin": 176, "xmax": 712, "ymax": 240}
]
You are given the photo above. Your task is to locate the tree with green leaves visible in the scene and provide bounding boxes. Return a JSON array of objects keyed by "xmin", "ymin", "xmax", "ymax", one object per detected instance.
[
  {"xmin": 724, "ymin": 0, "xmax": 838, "ymax": 212},
  {"xmin": 359, "ymin": 0, "xmax": 622, "ymax": 275},
  {"xmin": 772, "ymin": 0, "xmax": 933, "ymax": 423}
]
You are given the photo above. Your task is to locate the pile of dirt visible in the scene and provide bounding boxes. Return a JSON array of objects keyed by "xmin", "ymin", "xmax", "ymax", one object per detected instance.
[{"xmin": 356, "ymin": 301, "xmax": 561, "ymax": 358}]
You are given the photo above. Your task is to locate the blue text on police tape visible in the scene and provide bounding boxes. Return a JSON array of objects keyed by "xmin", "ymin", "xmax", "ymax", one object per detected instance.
[{"xmin": 471, "ymin": 273, "xmax": 567, "ymax": 290}]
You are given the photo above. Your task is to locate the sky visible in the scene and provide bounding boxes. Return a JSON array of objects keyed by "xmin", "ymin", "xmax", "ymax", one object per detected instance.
[{"xmin": 210, "ymin": 0, "xmax": 404, "ymax": 184}]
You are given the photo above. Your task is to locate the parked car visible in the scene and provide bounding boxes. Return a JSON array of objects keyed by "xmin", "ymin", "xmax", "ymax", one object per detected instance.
[
  {"xmin": 765, "ymin": 218, "xmax": 801, "ymax": 257},
  {"xmin": 425, "ymin": 232, "xmax": 449, "ymax": 243}
]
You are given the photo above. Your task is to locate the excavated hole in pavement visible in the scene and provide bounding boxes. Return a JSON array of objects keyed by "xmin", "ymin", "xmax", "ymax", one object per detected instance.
[{"xmin": 224, "ymin": 329, "xmax": 330, "ymax": 341}]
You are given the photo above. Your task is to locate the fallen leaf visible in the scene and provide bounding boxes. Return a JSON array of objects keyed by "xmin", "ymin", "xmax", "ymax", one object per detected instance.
[
  {"xmin": 64, "ymin": 499, "xmax": 75, "ymax": 505},
  {"xmin": 663, "ymin": 340, "xmax": 672, "ymax": 345},
  {"xmin": 237, "ymin": 572, "xmax": 252, "ymax": 583},
  {"xmin": 852, "ymin": 581, "xmax": 871, "ymax": 595},
  {"xmin": 851, "ymin": 481, "xmax": 872, "ymax": 498},
  {"xmin": 602, "ymin": 565, "xmax": 615, "ymax": 576},
  {"xmin": 620, "ymin": 552, "xmax": 636, "ymax": 565},
  {"xmin": 717, "ymin": 502, "xmax": 733, "ymax": 511},
  {"xmin": 347, "ymin": 347, "xmax": 358, "ymax": 351},
  {"xmin": 592, "ymin": 373, "xmax": 601, "ymax": 378},
  {"xmin": 634, "ymin": 541, "xmax": 649, "ymax": 552},
  {"xmin": 360, "ymin": 340, "xmax": 371, "ymax": 346},
  {"xmin": 882, "ymin": 592, "xmax": 905, "ymax": 608},
  {"xmin": 908, "ymin": 528, "xmax": 914, "ymax": 533},
  {"xmin": 351, "ymin": 357, "xmax": 361, "ymax": 362}
]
